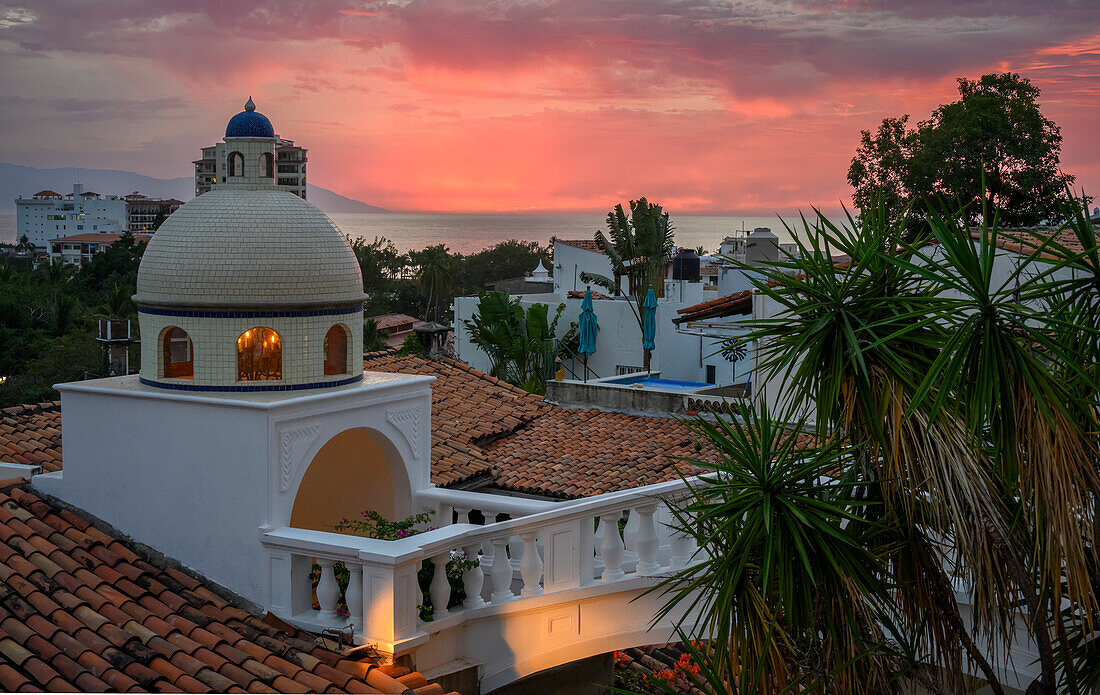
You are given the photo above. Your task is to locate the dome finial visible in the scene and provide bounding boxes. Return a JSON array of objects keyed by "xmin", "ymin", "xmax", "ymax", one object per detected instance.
[{"xmin": 245, "ymin": 96, "xmax": 255, "ymax": 112}]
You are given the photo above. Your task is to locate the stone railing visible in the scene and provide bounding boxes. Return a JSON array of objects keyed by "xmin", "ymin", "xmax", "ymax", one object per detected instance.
[
  {"xmin": 417, "ymin": 486, "xmax": 563, "ymax": 525},
  {"xmin": 260, "ymin": 478, "xmax": 697, "ymax": 654}
]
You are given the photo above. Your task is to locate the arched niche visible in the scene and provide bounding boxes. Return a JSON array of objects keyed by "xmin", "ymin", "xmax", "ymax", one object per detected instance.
[
  {"xmin": 289, "ymin": 428, "xmax": 412, "ymax": 532},
  {"xmin": 228, "ymin": 151, "xmax": 244, "ymax": 177},
  {"xmin": 259, "ymin": 152, "xmax": 273, "ymax": 178}
]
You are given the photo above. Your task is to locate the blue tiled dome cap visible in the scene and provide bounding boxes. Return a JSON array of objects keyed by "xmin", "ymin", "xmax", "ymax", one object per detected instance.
[{"xmin": 225, "ymin": 97, "xmax": 275, "ymax": 138}]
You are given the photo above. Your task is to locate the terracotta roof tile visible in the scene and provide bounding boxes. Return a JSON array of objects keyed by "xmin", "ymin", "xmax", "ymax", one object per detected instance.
[
  {"xmin": 0, "ymin": 403, "xmax": 61, "ymax": 473},
  {"xmin": 555, "ymin": 238, "xmax": 603, "ymax": 253},
  {"xmin": 0, "ymin": 484, "xmax": 454, "ymax": 694}
]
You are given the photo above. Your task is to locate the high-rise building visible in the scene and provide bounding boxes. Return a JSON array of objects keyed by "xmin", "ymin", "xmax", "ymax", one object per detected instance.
[
  {"xmin": 193, "ymin": 98, "xmax": 307, "ymax": 199},
  {"xmin": 124, "ymin": 192, "xmax": 183, "ymax": 232}
]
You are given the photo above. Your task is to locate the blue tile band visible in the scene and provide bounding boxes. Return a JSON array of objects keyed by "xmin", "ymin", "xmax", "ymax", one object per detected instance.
[
  {"xmin": 138, "ymin": 305, "xmax": 362, "ymax": 319},
  {"xmin": 139, "ymin": 373, "xmax": 364, "ymax": 392}
]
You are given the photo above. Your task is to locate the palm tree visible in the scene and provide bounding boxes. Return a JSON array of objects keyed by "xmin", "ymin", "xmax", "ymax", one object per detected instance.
[
  {"xmin": 363, "ymin": 318, "xmax": 388, "ymax": 352},
  {"xmin": 411, "ymin": 245, "xmax": 457, "ymax": 322},
  {"xmin": 653, "ymin": 195, "xmax": 1100, "ymax": 694},
  {"xmin": 463, "ymin": 291, "xmax": 566, "ymax": 393},
  {"xmin": 589, "ymin": 198, "xmax": 675, "ymax": 370}
]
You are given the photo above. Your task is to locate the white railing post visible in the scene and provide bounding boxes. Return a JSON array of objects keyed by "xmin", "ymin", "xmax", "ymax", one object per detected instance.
[
  {"xmin": 439, "ymin": 503, "xmax": 454, "ymax": 526},
  {"xmin": 316, "ymin": 558, "xmax": 340, "ymax": 620},
  {"xmin": 669, "ymin": 528, "xmax": 695, "ymax": 572},
  {"xmin": 508, "ymin": 535, "xmax": 523, "ymax": 573},
  {"xmin": 600, "ymin": 512, "xmax": 626, "ymax": 582},
  {"xmin": 490, "ymin": 537, "xmax": 514, "ymax": 603},
  {"xmin": 429, "ymin": 552, "xmax": 452, "ymax": 619},
  {"xmin": 462, "ymin": 544, "xmax": 485, "ymax": 608},
  {"xmin": 346, "ymin": 563, "xmax": 363, "ymax": 628},
  {"xmin": 623, "ymin": 509, "xmax": 640, "ymax": 566},
  {"xmin": 579, "ymin": 516, "xmax": 595, "ymax": 587},
  {"xmin": 635, "ymin": 502, "xmax": 661, "ymax": 576},
  {"xmin": 519, "ymin": 531, "xmax": 543, "ymax": 597},
  {"xmin": 455, "ymin": 507, "xmax": 470, "ymax": 524}
]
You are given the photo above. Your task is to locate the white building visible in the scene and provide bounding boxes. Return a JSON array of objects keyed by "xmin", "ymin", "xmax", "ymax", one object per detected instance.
[
  {"xmin": 193, "ymin": 98, "xmax": 307, "ymax": 199},
  {"xmin": 456, "ymin": 236, "xmax": 773, "ymax": 392},
  {"xmin": 48, "ymin": 231, "xmax": 151, "ymax": 264},
  {"xmin": 15, "ymin": 183, "xmax": 127, "ymax": 250}
]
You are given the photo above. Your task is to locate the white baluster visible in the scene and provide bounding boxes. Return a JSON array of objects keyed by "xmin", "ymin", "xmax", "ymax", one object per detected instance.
[
  {"xmin": 508, "ymin": 535, "xmax": 523, "ymax": 572},
  {"xmin": 592, "ymin": 516, "xmax": 605, "ymax": 578},
  {"xmin": 438, "ymin": 504, "xmax": 454, "ymax": 526},
  {"xmin": 455, "ymin": 507, "xmax": 470, "ymax": 524},
  {"xmin": 623, "ymin": 509, "xmax": 640, "ymax": 565},
  {"xmin": 669, "ymin": 528, "xmax": 695, "ymax": 571},
  {"xmin": 519, "ymin": 532, "xmax": 544, "ymax": 597},
  {"xmin": 635, "ymin": 502, "xmax": 661, "ymax": 576},
  {"xmin": 429, "ymin": 552, "xmax": 452, "ymax": 619},
  {"xmin": 345, "ymin": 564, "xmax": 363, "ymax": 628},
  {"xmin": 462, "ymin": 544, "xmax": 485, "ymax": 608},
  {"xmin": 600, "ymin": 512, "xmax": 626, "ymax": 582},
  {"xmin": 315, "ymin": 558, "xmax": 340, "ymax": 620},
  {"xmin": 490, "ymin": 537, "xmax": 514, "ymax": 603}
]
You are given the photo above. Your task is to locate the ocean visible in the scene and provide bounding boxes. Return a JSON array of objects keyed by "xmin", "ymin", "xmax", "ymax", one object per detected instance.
[{"xmin": 1, "ymin": 209, "xmax": 828, "ymax": 255}]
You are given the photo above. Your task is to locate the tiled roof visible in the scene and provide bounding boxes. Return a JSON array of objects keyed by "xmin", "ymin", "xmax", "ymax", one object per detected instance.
[
  {"xmin": 363, "ymin": 353, "xmax": 553, "ymax": 488},
  {"xmin": 0, "ymin": 483, "xmax": 455, "ymax": 694},
  {"xmin": 49, "ymin": 234, "xmax": 152, "ymax": 245},
  {"xmin": 483, "ymin": 408, "xmax": 712, "ymax": 498},
  {"xmin": 555, "ymin": 239, "xmax": 603, "ymax": 254},
  {"xmin": 565, "ymin": 290, "xmax": 614, "ymax": 300},
  {"xmin": 673, "ymin": 289, "xmax": 752, "ymax": 325},
  {"xmin": 982, "ymin": 226, "xmax": 1100, "ymax": 259},
  {"xmin": 699, "ymin": 266, "xmax": 719, "ymax": 276},
  {"xmin": 32, "ymin": 191, "xmax": 62, "ymax": 198},
  {"xmin": 0, "ymin": 403, "xmax": 62, "ymax": 473},
  {"xmin": 368, "ymin": 314, "xmax": 423, "ymax": 332},
  {"xmin": 4, "ymin": 356, "xmax": 744, "ymax": 500}
]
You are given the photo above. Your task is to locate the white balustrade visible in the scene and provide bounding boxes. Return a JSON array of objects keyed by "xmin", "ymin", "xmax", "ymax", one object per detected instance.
[
  {"xmin": 263, "ymin": 477, "xmax": 698, "ymax": 651},
  {"xmin": 429, "ymin": 552, "xmax": 452, "ymax": 619},
  {"xmin": 599, "ymin": 511, "xmax": 626, "ymax": 581},
  {"xmin": 345, "ymin": 564, "xmax": 363, "ymax": 628},
  {"xmin": 462, "ymin": 544, "xmax": 485, "ymax": 608},
  {"xmin": 519, "ymin": 532, "xmax": 543, "ymax": 597},
  {"xmin": 315, "ymin": 558, "xmax": 341, "ymax": 619},
  {"xmin": 490, "ymin": 537, "xmax": 514, "ymax": 603},
  {"xmin": 635, "ymin": 502, "xmax": 661, "ymax": 576}
]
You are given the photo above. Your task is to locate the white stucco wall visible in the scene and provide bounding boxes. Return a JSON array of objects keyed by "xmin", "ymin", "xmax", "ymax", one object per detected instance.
[
  {"xmin": 551, "ymin": 243, "xmax": 613, "ymax": 295},
  {"xmin": 37, "ymin": 373, "xmax": 434, "ymax": 604},
  {"xmin": 456, "ymin": 288, "xmax": 751, "ymax": 386}
]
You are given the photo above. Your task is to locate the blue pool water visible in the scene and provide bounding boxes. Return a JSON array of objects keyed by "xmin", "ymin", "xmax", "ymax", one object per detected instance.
[{"xmin": 608, "ymin": 376, "xmax": 711, "ymax": 391}]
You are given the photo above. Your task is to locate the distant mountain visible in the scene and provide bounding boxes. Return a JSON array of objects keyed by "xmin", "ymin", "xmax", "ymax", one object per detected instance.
[{"xmin": 0, "ymin": 161, "xmax": 387, "ymax": 213}]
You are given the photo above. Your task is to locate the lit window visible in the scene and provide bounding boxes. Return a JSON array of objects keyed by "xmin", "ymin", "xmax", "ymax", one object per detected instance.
[
  {"xmin": 323, "ymin": 325, "xmax": 349, "ymax": 375},
  {"xmin": 237, "ymin": 327, "xmax": 282, "ymax": 381},
  {"xmin": 162, "ymin": 327, "xmax": 193, "ymax": 378}
]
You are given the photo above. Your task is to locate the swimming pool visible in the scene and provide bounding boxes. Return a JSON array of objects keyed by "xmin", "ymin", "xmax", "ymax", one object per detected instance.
[{"xmin": 607, "ymin": 376, "xmax": 711, "ymax": 391}]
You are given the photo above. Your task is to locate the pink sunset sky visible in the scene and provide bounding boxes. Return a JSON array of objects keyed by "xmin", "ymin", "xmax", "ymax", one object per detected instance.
[{"xmin": 0, "ymin": 0, "xmax": 1097, "ymax": 215}]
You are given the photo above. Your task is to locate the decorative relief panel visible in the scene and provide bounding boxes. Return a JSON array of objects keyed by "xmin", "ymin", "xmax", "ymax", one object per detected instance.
[
  {"xmin": 279, "ymin": 425, "xmax": 320, "ymax": 491},
  {"xmin": 386, "ymin": 406, "xmax": 422, "ymax": 460}
]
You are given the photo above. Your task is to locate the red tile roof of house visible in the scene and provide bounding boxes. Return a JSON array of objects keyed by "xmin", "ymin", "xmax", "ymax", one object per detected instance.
[
  {"xmin": 32, "ymin": 190, "xmax": 62, "ymax": 198},
  {"xmin": 369, "ymin": 314, "xmax": 424, "ymax": 332},
  {"xmin": 555, "ymin": 239, "xmax": 603, "ymax": 254},
  {"xmin": 565, "ymin": 289, "xmax": 615, "ymax": 300},
  {"xmin": 49, "ymin": 233, "xmax": 152, "ymax": 245},
  {"xmin": 980, "ymin": 226, "xmax": 1100, "ymax": 259},
  {"xmin": 4, "ymin": 355, "xmax": 739, "ymax": 499},
  {"xmin": 0, "ymin": 403, "xmax": 62, "ymax": 473},
  {"xmin": 673, "ymin": 289, "xmax": 753, "ymax": 325},
  {"xmin": 0, "ymin": 483, "xmax": 456, "ymax": 694}
]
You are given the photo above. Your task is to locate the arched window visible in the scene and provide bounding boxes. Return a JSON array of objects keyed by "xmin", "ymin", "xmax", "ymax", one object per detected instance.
[
  {"xmin": 259, "ymin": 152, "xmax": 274, "ymax": 178},
  {"xmin": 237, "ymin": 327, "xmax": 282, "ymax": 381},
  {"xmin": 162, "ymin": 326, "xmax": 193, "ymax": 379},
  {"xmin": 323, "ymin": 324, "xmax": 349, "ymax": 375},
  {"xmin": 227, "ymin": 151, "xmax": 244, "ymax": 177}
]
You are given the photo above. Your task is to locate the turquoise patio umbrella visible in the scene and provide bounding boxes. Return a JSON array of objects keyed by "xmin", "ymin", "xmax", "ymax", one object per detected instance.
[
  {"xmin": 578, "ymin": 288, "xmax": 598, "ymax": 381},
  {"xmin": 642, "ymin": 288, "xmax": 657, "ymax": 352}
]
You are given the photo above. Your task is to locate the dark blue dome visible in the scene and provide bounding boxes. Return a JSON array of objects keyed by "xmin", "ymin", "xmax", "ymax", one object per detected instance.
[{"xmin": 225, "ymin": 97, "xmax": 274, "ymax": 138}]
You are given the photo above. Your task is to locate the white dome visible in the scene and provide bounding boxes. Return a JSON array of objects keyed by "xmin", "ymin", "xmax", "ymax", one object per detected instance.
[{"xmin": 135, "ymin": 189, "xmax": 365, "ymax": 309}]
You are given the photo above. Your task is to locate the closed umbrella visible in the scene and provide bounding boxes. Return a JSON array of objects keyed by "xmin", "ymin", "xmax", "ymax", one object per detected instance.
[
  {"xmin": 578, "ymin": 288, "xmax": 598, "ymax": 381},
  {"xmin": 642, "ymin": 288, "xmax": 657, "ymax": 369}
]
